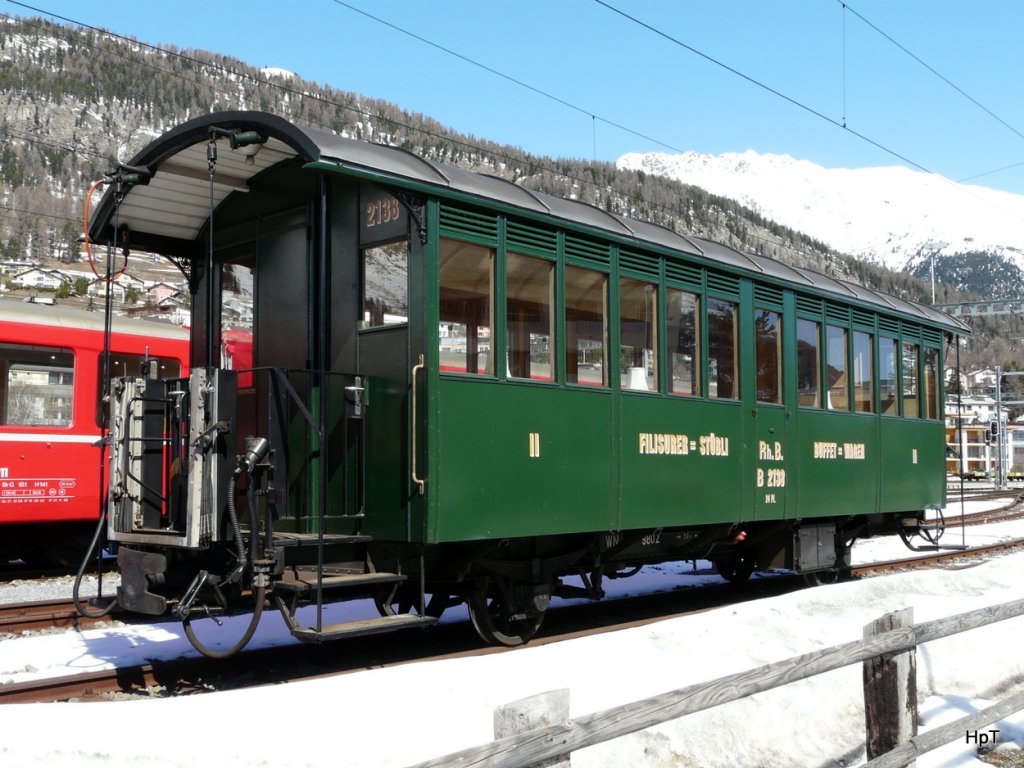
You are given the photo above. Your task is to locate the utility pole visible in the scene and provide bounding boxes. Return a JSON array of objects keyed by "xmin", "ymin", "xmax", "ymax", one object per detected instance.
[
  {"xmin": 998, "ymin": 369, "xmax": 1024, "ymax": 486},
  {"xmin": 996, "ymin": 365, "xmax": 1004, "ymax": 488}
]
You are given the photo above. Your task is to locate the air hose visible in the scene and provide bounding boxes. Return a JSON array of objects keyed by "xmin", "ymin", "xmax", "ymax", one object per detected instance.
[
  {"xmin": 183, "ymin": 585, "xmax": 266, "ymax": 660},
  {"xmin": 182, "ymin": 440, "xmax": 269, "ymax": 659},
  {"xmin": 72, "ymin": 503, "xmax": 118, "ymax": 618}
]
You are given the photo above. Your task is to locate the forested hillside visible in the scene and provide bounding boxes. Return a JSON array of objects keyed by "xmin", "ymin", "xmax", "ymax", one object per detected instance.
[{"xmin": 0, "ymin": 14, "xmax": 1009, "ymax": 364}]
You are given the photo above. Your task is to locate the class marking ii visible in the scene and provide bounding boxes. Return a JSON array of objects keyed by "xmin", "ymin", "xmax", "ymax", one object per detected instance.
[{"xmin": 528, "ymin": 432, "xmax": 541, "ymax": 458}]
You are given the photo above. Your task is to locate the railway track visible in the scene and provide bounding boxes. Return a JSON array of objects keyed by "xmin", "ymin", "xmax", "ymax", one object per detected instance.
[
  {"xmin": 0, "ymin": 598, "xmax": 120, "ymax": 634},
  {"xmin": 3, "ymin": 534, "xmax": 1023, "ymax": 705},
  {"xmin": 934, "ymin": 490, "xmax": 1024, "ymax": 526}
]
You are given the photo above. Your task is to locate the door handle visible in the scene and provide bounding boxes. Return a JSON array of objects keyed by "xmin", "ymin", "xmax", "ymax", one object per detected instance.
[{"xmin": 411, "ymin": 354, "xmax": 425, "ymax": 495}]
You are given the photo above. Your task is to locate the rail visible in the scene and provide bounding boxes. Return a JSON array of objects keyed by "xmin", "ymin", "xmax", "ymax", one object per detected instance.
[{"xmin": 407, "ymin": 598, "xmax": 1024, "ymax": 768}]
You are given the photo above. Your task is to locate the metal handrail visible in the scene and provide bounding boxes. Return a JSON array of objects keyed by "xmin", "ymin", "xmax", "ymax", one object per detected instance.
[{"xmin": 411, "ymin": 354, "xmax": 425, "ymax": 495}]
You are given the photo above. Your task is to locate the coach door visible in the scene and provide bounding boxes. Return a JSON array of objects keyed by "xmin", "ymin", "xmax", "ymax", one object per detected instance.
[
  {"xmin": 751, "ymin": 306, "xmax": 789, "ymax": 519},
  {"xmin": 356, "ymin": 188, "xmax": 415, "ymax": 542}
]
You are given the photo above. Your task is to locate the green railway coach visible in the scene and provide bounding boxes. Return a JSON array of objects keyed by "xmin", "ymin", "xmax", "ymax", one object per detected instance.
[{"xmin": 85, "ymin": 112, "xmax": 968, "ymax": 655}]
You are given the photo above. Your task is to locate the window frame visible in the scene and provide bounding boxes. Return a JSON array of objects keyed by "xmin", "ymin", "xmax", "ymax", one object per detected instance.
[
  {"xmin": 826, "ymin": 324, "xmax": 850, "ymax": 412},
  {"xmin": 438, "ymin": 237, "xmax": 496, "ymax": 378},
  {"xmin": 901, "ymin": 340, "xmax": 921, "ymax": 419},
  {"xmin": 0, "ymin": 342, "xmax": 75, "ymax": 427},
  {"xmin": 361, "ymin": 238, "xmax": 410, "ymax": 329},
  {"xmin": 796, "ymin": 317, "xmax": 822, "ymax": 409},
  {"xmin": 564, "ymin": 263, "xmax": 609, "ymax": 389},
  {"xmin": 754, "ymin": 307, "xmax": 783, "ymax": 405},
  {"xmin": 505, "ymin": 251, "xmax": 556, "ymax": 383},
  {"xmin": 879, "ymin": 335, "xmax": 900, "ymax": 416},
  {"xmin": 853, "ymin": 330, "xmax": 874, "ymax": 414},
  {"xmin": 706, "ymin": 296, "xmax": 739, "ymax": 401},
  {"xmin": 666, "ymin": 287, "xmax": 701, "ymax": 397},
  {"xmin": 619, "ymin": 276, "xmax": 658, "ymax": 393}
]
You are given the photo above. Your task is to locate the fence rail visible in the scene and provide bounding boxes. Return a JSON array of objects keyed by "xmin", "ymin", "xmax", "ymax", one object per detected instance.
[{"xmin": 408, "ymin": 597, "xmax": 1024, "ymax": 768}]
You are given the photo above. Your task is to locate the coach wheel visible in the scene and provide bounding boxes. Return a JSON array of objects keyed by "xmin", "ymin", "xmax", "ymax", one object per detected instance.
[
  {"xmin": 468, "ymin": 576, "xmax": 547, "ymax": 647},
  {"xmin": 714, "ymin": 554, "xmax": 756, "ymax": 583}
]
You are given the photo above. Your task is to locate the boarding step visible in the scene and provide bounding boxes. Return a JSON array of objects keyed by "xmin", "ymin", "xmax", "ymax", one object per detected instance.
[
  {"xmin": 271, "ymin": 532, "xmax": 372, "ymax": 547},
  {"xmin": 290, "ymin": 613, "xmax": 438, "ymax": 643},
  {"xmin": 273, "ymin": 572, "xmax": 406, "ymax": 595}
]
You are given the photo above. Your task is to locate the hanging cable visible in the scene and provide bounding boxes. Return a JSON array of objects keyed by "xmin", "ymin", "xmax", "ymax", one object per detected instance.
[{"xmin": 82, "ymin": 177, "xmax": 126, "ymax": 282}]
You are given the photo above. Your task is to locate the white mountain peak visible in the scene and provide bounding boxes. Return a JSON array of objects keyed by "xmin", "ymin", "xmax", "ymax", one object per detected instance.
[{"xmin": 616, "ymin": 150, "xmax": 1024, "ymax": 272}]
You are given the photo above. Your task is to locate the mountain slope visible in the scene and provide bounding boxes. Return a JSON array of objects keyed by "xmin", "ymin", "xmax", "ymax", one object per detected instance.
[
  {"xmin": 0, "ymin": 15, "xmax": 978, "ymax": 311},
  {"xmin": 617, "ymin": 150, "xmax": 1024, "ymax": 300}
]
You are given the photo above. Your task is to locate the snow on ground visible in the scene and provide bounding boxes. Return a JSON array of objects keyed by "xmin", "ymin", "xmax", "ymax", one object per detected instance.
[{"xmin": 1, "ymin": 501, "xmax": 1023, "ymax": 768}]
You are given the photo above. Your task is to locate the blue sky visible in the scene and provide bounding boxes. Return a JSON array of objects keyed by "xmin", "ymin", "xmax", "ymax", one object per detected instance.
[{"xmin": 8, "ymin": 0, "xmax": 1024, "ymax": 195}]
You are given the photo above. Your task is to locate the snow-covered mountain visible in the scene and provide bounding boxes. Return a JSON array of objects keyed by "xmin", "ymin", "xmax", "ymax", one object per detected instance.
[{"xmin": 617, "ymin": 150, "xmax": 1024, "ymax": 281}]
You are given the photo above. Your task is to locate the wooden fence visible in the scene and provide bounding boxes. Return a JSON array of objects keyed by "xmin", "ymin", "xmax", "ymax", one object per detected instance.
[{"xmin": 407, "ymin": 597, "xmax": 1024, "ymax": 768}]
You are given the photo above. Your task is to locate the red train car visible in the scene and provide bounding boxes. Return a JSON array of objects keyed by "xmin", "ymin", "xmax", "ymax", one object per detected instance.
[{"xmin": 0, "ymin": 298, "xmax": 189, "ymax": 565}]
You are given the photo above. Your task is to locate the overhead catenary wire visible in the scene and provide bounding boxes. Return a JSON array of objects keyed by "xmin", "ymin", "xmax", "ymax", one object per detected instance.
[
  {"xmin": 592, "ymin": 0, "xmax": 1024, "ymax": 221},
  {"xmin": 0, "ymin": 0, "xmax": 1015, "ymax": 264},
  {"xmin": 838, "ymin": 0, "xmax": 1024, "ymax": 145},
  {"xmin": 0, "ymin": 4, "xmax": 808, "ymax": 258},
  {"xmin": 835, "ymin": 1, "xmax": 1024, "ymax": 184}
]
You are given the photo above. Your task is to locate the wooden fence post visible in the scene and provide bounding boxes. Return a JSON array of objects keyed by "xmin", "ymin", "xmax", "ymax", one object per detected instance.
[
  {"xmin": 494, "ymin": 689, "xmax": 572, "ymax": 768},
  {"xmin": 863, "ymin": 607, "xmax": 917, "ymax": 765}
]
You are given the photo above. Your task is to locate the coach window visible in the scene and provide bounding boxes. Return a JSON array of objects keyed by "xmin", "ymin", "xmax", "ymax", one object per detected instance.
[
  {"xmin": 620, "ymin": 278, "xmax": 657, "ymax": 391},
  {"xmin": 902, "ymin": 342, "xmax": 920, "ymax": 418},
  {"xmin": 796, "ymin": 319, "xmax": 821, "ymax": 407},
  {"xmin": 565, "ymin": 266, "xmax": 607, "ymax": 387},
  {"xmin": 924, "ymin": 347, "xmax": 940, "ymax": 419},
  {"xmin": 826, "ymin": 325, "xmax": 849, "ymax": 410},
  {"xmin": 667, "ymin": 288, "xmax": 700, "ymax": 396},
  {"xmin": 439, "ymin": 238, "xmax": 494, "ymax": 375},
  {"xmin": 755, "ymin": 309, "xmax": 782, "ymax": 404},
  {"xmin": 708, "ymin": 298, "xmax": 738, "ymax": 399},
  {"xmin": 507, "ymin": 253, "xmax": 554, "ymax": 382},
  {"xmin": 1, "ymin": 343, "xmax": 74, "ymax": 426},
  {"xmin": 362, "ymin": 240, "xmax": 409, "ymax": 327},
  {"xmin": 853, "ymin": 331, "xmax": 874, "ymax": 413},
  {"xmin": 221, "ymin": 257, "xmax": 255, "ymax": 388},
  {"xmin": 879, "ymin": 337, "xmax": 898, "ymax": 414}
]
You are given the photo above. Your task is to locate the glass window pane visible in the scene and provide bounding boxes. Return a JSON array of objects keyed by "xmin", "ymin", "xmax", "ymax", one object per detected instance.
[
  {"xmin": 879, "ymin": 337, "xmax": 898, "ymax": 414},
  {"xmin": 924, "ymin": 347, "xmax": 940, "ymax": 420},
  {"xmin": 708, "ymin": 298, "xmax": 738, "ymax": 399},
  {"xmin": 853, "ymin": 331, "xmax": 874, "ymax": 413},
  {"xmin": 903, "ymin": 342, "xmax": 920, "ymax": 418},
  {"xmin": 439, "ymin": 239, "xmax": 494, "ymax": 376},
  {"xmin": 667, "ymin": 289, "xmax": 700, "ymax": 396},
  {"xmin": 221, "ymin": 258, "xmax": 255, "ymax": 388},
  {"xmin": 826, "ymin": 325, "xmax": 849, "ymax": 410},
  {"xmin": 797, "ymin": 319, "xmax": 820, "ymax": 408},
  {"xmin": 507, "ymin": 253, "xmax": 554, "ymax": 382},
  {"xmin": 1, "ymin": 343, "xmax": 74, "ymax": 426},
  {"xmin": 619, "ymin": 278, "xmax": 657, "ymax": 391},
  {"xmin": 565, "ymin": 266, "xmax": 607, "ymax": 387},
  {"xmin": 362, "ymin": 240, "xmax": 409, "ymax": 327},
  {"xmin": 755, "ymin": 309, "xmax": 782, "ymax": 404}
]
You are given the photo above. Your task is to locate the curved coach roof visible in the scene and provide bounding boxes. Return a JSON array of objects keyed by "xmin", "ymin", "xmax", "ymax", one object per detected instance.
[{"xmin": 88, "ymin": 111, "xmax": 967, "ymax": 334}]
